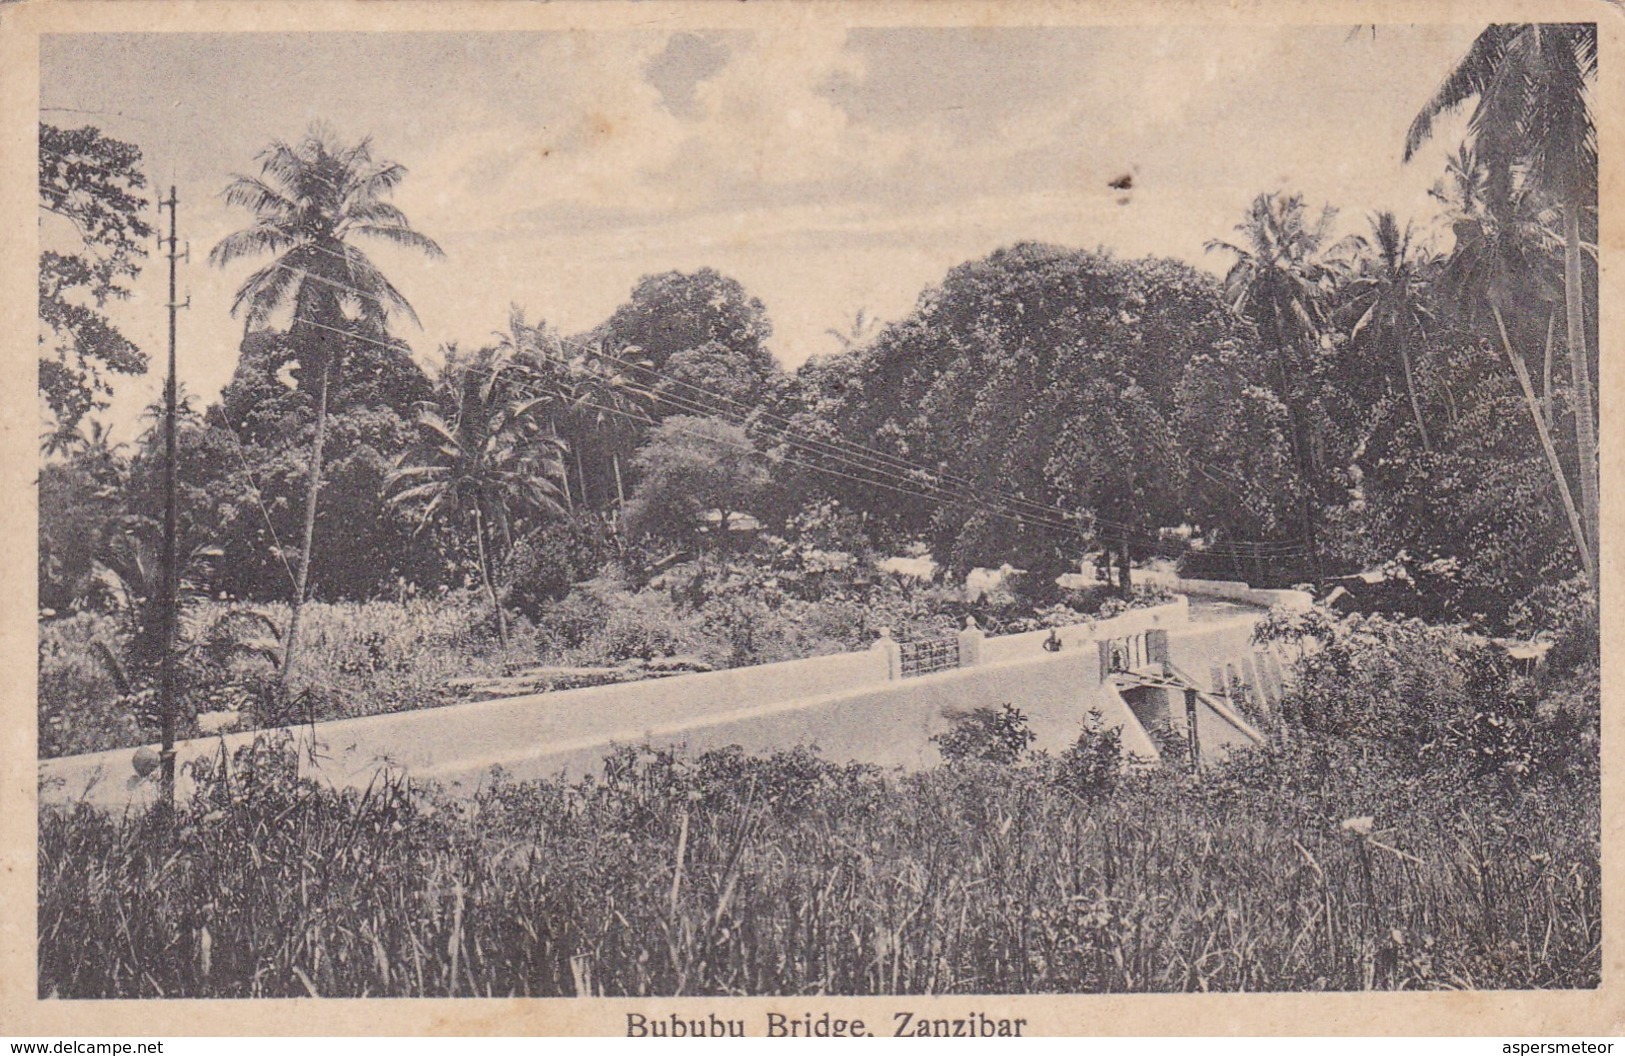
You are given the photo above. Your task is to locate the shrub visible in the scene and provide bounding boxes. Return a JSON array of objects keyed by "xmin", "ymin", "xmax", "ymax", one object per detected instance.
[
  {"xmin": 539, "ymin": 572, "xmax": 720, "ymax": 666},
  {"xmin": 503, "ymin": 520, "xmax": 615, "ymax": 621},
  {"xmin": 932, "ymin": 703, "xmax": 1035, "ymax": 764},
  {"xmin": 1507, "ymin": 574, "xmax": 1598, "ymax": 676},
  {"xmin": 39, "ymin": 593, "xmax": 543, "ymax": 755},
  {"xmin": 1255, "ymin": 607, "xmax": 1594, "ymax": 792},
  {"xmin": 1254, "ymin": 608, "xmax": 1489, "ymax": 745},
  {"xmin": 38, "ymin": 612, "xmax": 141, "ymax": 758},
  {"xmin": 1053, "ymin": 709, "xmax": 1126, "ymax": 797}
]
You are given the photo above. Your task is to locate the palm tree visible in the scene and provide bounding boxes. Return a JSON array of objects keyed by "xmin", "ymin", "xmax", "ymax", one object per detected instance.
[
  {"xmin": 209, "ymin": 124, "xmax": 442, "ymax": 691},
  {"xmin": 387, "ymin": 348, "xmax": 566, "ymax": 651},
  {"xmin": 1207, "ymin": 193, "xmax": 1342, "ymax": 357},
  {"xmin": 825, "ymin": 307, "xmax": 879, "ymax": 352},
  {"xmin": 1435, "ymin": 162, "xmax": 1592, "ymax": 584},
  {"xmin": 90, "ymin": 523, "xmax": 223, "ymax": 698},
  {"xmin": 137, "ymin": 381, "xmax": 201, "ymax": 447},
  {"xmin": 492, "ymin": 307, "xmax": 578, "ymax": 508},
  {"xmin": 565, "ymin": 338, "xmax": 654, "ymax": 522},
  {"xmin": 1339, "ymin": 212, "xmax": 1437, "ymax": 451},
  {"xmin": 491, "ymin": 309, "xmax": 654, "ymax": 520},
  {"xmin": 1406, "ymin": 22, "xmax": 1597, "ymax": 588},
  {"xmin": 1205, "ymin": 192, "xmax": 1347, "ymax": 571}
]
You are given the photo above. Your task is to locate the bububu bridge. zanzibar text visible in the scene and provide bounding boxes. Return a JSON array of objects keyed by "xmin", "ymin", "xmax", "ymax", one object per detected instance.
[{"xmin": 623, "ymin": 1010, "xmax": 1029, "ymax": 1037}]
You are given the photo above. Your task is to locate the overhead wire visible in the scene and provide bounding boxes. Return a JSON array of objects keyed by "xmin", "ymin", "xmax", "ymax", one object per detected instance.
[
  {"xmin": 469, "ymin": 352, "xmax": 1307, "ymax": 557},
  {"xmin": 257, "ymin": 252, "xmax": 1304, "ymax": 552},
  {"xmin": 454, "ymin": 362, "xmax": 1305, "ymax": 559},
  {"xmin": 285, "ymin": 314, "xmax": 1094, "ymax": 540},
  {"xmin": 266, "ymin": 250, "xmax": 1080, "ymax": 528},
  {"xmin": 269, "ymin": 263, "xmax": 1084, "ymax": 529},
  {"xmin": 282, "ymin": 307, "xmax": 1307, "ymax": 558},
  {"xmin": 280, "ymin": 247, "xmax": 1306, "ymax": 553}
]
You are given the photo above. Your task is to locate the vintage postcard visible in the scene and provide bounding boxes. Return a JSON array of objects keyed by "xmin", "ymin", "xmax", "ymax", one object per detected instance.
[{"xmin": 2, "ymin": 0, "xmax": 1621, "ymax": 1037}]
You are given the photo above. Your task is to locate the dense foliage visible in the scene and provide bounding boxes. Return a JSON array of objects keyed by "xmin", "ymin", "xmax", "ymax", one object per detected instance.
[{"xmin": 38, "ymin": 124, "xmax": 153, "ymax": 444}]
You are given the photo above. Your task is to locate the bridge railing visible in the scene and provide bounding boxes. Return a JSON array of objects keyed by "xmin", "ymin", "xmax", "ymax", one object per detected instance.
[{"xmin": 899, "ymin": 635, "xmax": 961, "ymax": 678}]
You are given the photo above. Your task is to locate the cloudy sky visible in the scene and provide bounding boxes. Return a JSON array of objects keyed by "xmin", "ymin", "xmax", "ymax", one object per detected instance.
[{"xmin": 41, "ymin": 25, "xmax": 1478, "ymax": 439}]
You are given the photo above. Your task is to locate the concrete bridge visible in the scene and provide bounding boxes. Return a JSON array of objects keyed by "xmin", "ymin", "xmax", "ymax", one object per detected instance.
[{"xmin": 38, "ymin": 581, "xmax": 1309, "ymax": 811}]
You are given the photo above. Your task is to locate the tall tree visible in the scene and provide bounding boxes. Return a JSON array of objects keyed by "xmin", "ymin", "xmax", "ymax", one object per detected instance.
[
  {"xmin": 388, "ymin": 348, "xmax": 567, "ymax": 650},
  {"xmin": 1433, "ymin": 156, "xmax": 1590, "ymax": 584},
  {"xmin": 1206, "ymin": 192, "xmax": 1347, "ymax": 573},
  {"xmin": 1405, "ymin": 22, "xmax": 1597, "ymax": 588},
  {"xmin": 38, "ymin": 124, "xmax": 152, "ymax": 444},
  {"xmin": 564, "ymin": 339, "xmax": 655, "ymax": 521},
  {"xmin": 594, "ymin": 268, "xmax": 779, "ymax": 418},
  {"xmin": 209, "ymin": 124, "xmax": 442, "ymax": 691},
  {"xmin": 624, "ymin": 415, "xmax": 772, "ymax": 558},
  {"xmin": 491, "ymin": 307, "xmax": 576, "ymax": 508},
  {"xmin": 1339, "ymin": 212, "xmax": 1437, "ymax": 451}
]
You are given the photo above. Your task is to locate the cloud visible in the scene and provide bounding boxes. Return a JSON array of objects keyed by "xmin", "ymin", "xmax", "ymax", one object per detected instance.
[
  {"xmin": 645, "ymin": 32, "xmax": 731, "ymax": 119},
  {"xmin": 402, "ymin": 24, "xmax": 936, "ymax": 243}
]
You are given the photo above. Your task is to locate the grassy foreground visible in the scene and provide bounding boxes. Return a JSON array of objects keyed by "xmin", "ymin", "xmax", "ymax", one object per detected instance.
[{"xmin": 39, "ymin": 729, "xmax": 1598, "ymax": 997}]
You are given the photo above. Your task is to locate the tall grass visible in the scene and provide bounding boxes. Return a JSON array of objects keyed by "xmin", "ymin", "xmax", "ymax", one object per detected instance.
[{"xmin": 39, "ymin": 734, "xmax": 1599, "ymax": 997}]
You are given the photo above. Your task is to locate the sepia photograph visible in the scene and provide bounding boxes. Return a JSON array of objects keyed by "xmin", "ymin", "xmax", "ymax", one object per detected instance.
[{"xmin": 7, "ymin": 0, "xmax": 1617, "ymax": 1034}]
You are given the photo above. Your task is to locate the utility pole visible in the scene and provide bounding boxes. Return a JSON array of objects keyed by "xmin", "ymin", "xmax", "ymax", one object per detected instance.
[{"xmin": 156, "ymin": 186, "xmax": 188, "ymax": 807}]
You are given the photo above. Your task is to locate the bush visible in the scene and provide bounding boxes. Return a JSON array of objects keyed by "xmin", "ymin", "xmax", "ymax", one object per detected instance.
[
  {"xmin": 38, "ymin": 593, "xmax": 544, "ymax": 756},
  {"xmin": 503, "ymin": 519, "xmax": 615, "ymax": 621},
  {"xmin": 1052, "ymin": 709, "xmax": 1126, "ymax": 797},
  {"xmin": 932, "ymin": 703, "xmax": 1035, "ymax": 764},
  {"xmin": 539, "ymin": 572, "xmax": 721, "ymax": 666},
  {"xmin": 1254, "ymin": 608, "xmax": 1489, "ymax": 744},
  {"xmin": 1255, "ymin": 607, "xmax": 1595, "ymax": 792},
  {"xmin": 1507, "ymin": 574, "xmax": 1598, "ymax": 676},
  {"xmin": 38, "ymin": 612, "xmax": 141, "ymax": 758},
  {"xmin": 284, "ymin": 593, "xmax": 532, "ymax": 719}
]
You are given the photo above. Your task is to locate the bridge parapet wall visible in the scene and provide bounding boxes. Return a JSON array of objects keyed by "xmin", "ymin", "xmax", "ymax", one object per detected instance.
[
  {"xmin": 40, "ymin": 596, "xmax": 1224, "ymax": 811},
  {"xmin": 978, "ymin": 597, "xmax": 1189, "ymax": 665},
  {"xmin": 413, "ymin": 649, "xmax": 1165, "ymax": 791},
  {"xmin": 1135, "ymin": 570, "xmax": 1312, "ymax": 611}
]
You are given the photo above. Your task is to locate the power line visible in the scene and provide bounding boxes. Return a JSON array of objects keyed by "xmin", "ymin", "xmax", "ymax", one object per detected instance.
[
  {"xmin": 511, "ymin": 355, "xmax": 1307, "ymax": 555},
  {"xmin": 213, "ymin": 263, "xmax": 1307, "ymax": 555},
  {"xmin": 276, "ymin": 309, "xmax": 1306, "ymax": 557},
  {"xmin": 250, "ymin": 260, "xmax": 1298, "ymax": 547},
  {"xmin": 576, "ymin": 333, "xmax": 1077, "ymax": 526},
  {"xmin": 255, "ymin": 260, "xmax": 1076, "ymax": 530},
  {"xmin": 265, "ymin": 269, "xmax": 1084, "ymax": 530},
  {"xmin": 64, "ymin": 231, "xmax": 1303, "ymax": 555},
  {"xmin": 445, "ymin": 361, "xmax": 1305, "ymax": 558},
  {"xmin": 288, "ymin": 314, "xmax": 1086, "ymax": 540},
  {"xmin": 518, "ymin": 322, "xmax": 1308, "ymax": 552}
]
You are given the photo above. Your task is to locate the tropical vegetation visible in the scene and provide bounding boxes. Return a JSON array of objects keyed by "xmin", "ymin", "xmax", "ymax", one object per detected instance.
[{"xmin": 36, "ymin": 23, "xmax": 1601, "ymax": 998}]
